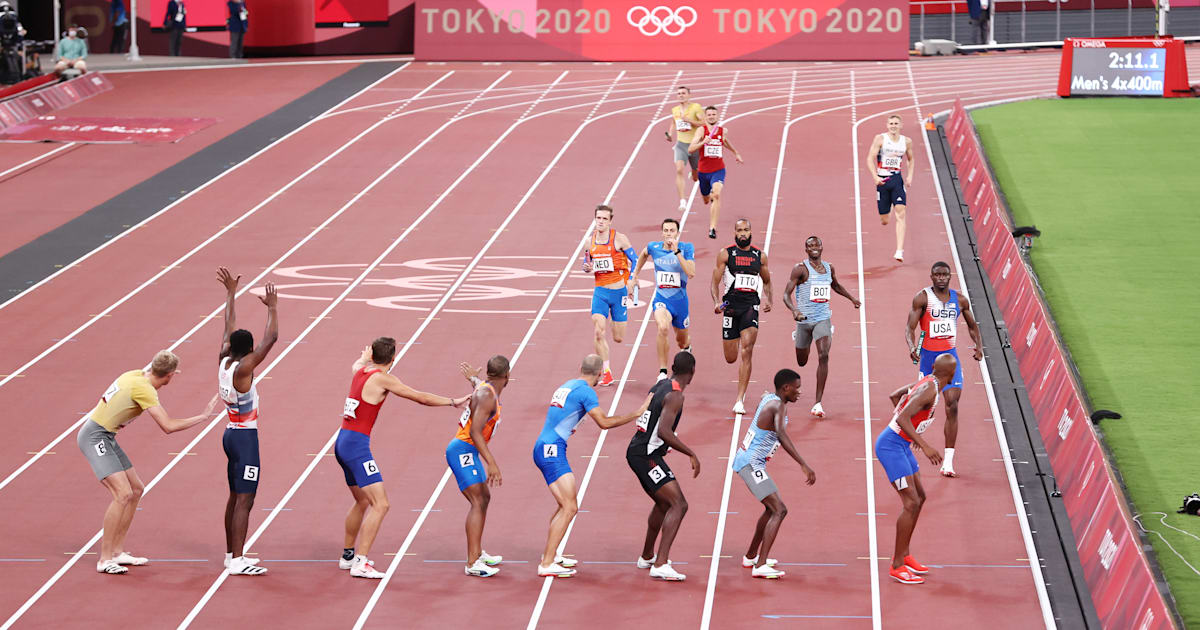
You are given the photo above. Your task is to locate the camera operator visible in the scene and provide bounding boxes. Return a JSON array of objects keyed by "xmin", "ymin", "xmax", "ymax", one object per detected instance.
[{"xmin": 0, "ymin": 0, "xmax": 28, "ymax": 85}]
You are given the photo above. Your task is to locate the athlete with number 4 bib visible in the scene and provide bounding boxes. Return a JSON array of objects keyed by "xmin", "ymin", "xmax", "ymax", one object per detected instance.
[
  {"xmin": 632, "ymin": 217, "xmax": 695, "ymax": 381},
  {"xmin": 688, "ymin": 105, "xmax": 744, "ymax": 239},
  {"xmin": 905, "ymin": 262, "xmax": 983, "ymax": 478},
  {"xmin": 866, "ymin": 115, "xmax": 915, "ymax": 262},
  {"xmin": 446, "ymin": 355, "xmax": 510, "ymax": 578},
  {"xmin": 582, "ymin": 204, "xmax": 637, "ymax": 387},
  {"xmin": 782, "ymin": 236, "xmax": 860, "ymax": 419},
  {"xmin": 875, "ymin": 353, "xmax": 957, "ymax": 585},
  {"xmin": 731, "ymin": 369, "xmax": 817, "ymax": 579},
  {"xmin": 216, "ymin": 267, "xmax": 278, "ymax": 576},
  {"xmin": 533, "ymin": 354, "xmax": 652, "ymax": 578},
  {"xmin": 335, "ymin": 338, "xmax": 467, "ymax": 579}
]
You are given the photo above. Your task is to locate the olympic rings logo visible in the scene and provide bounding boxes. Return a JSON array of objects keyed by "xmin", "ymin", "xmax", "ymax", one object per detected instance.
[{"xmin": 626, "ymin": 5, "xmax": 698, "ymax": 37}]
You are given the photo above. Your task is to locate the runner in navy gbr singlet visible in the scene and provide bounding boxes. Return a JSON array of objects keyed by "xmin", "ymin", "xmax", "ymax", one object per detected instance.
[
  {"xmin": 710, "ymin": 219, "xmax": 773, "ymax": 416},
  {"xmin": 866, "ymin": 115, "xmax": 915, "ymax": 262},
  {"xmin": 626, "ymin": 352, "xmax": 700, "ymax": 582}
]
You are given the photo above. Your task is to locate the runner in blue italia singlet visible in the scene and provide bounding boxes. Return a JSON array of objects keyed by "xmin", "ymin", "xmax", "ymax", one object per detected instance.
[{"xmin": 633, "ymin": 218, "xmax": 696, "ymax": 381}]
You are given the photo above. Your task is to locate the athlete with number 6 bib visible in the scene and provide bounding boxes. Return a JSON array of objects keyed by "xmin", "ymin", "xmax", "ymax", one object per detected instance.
[
  {"xmin": 875, "ymin": 353, "xmax": 957, "ymax": 585},
  {"xmin": 632, "ymin": 217, "xmax": 695, "ymax": 382},
  {"xmin": 904, "ymin": 262, "xmax": 983, "ymax": 478},
  {"xmin": 216, "ymin": 267, "xmax": 278, "ymax": 576},
  {"xmin": 782, "ymin": 236, "xmax": 860, "ymax": 419},
  {"xmin": 446, "ymin": 356, "xmax": 510, "ymax": 578},
  {"xmin": 335, "ymin": 338, "xmax": 467, "ymax": 579},
  {"xmin": 731, "ymin": 369, "xmax": 816, "ymax": 579},
  {"xmin": 533, "ymin": 354, "xmax": 652, "ymax": 578}
]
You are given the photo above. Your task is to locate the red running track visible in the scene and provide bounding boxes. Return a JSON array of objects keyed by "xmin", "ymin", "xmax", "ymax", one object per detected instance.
[{"xmin": 0, "ymin": 51, "xmax": 1144, "ymax": 629}]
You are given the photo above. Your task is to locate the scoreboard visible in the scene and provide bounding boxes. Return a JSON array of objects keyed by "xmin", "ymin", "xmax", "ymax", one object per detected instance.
[{"xmin": 1057, "ymin": 38, "xmax": 1192, "ymax": 98}]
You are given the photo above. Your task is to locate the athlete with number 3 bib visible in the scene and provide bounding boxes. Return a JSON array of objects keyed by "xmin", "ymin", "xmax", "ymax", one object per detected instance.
[
  {"xmin": 731, "ymin": 369, "xmax": 816, "ymax": 579},
  {"xmin": 875, "ymin": 353, "xmax": 957, "ymax": 585},
  {"xmin": 335, "ymin": 338, "xmax": 467, "ymax": 579},
  {"xmin": 446, "ymin": 355, "xmax": 510, "ymax": 578},
  {"xmin": 905, "ymin": 262, "xmax": 983, "ymax": 478},
  {"xmin": 632, "ymin": 217, "xmax": 695, "ymax": 382},
  {"xmin": 533, "ymin": 354, "xmax": 651, "ymax": 578}
]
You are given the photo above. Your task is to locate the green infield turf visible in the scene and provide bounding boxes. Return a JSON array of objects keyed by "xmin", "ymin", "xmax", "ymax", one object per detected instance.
[{"xmin": 972, "ymin": 98, "xmax": 1200, "ymax": 626}]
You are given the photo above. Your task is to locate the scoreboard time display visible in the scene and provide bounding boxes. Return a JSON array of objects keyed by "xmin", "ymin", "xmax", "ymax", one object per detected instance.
[{"xmin": 1057, "ymin": 38, "xmax": 1192, "ymax": 98}]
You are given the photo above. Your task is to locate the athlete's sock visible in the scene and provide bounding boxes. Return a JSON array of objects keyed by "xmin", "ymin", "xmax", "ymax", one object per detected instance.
[
  {"xmin": 682, "ymin": 346, "xmax": 692, "ymax": 354},
  {"xmin": 659, "ymin": 368, "xmax": 668, "ymax": 375},
  {"xmin": 342, "ymin": 548, "xmax": 355, "ymax": 561},
  {"xmin": 225, "ymin": 552, "xmax": 233, "ymax": 564},
  {"xmin": 944, "ymin": 448, "xmax": 956, "ymax": 468},
  {"xmin": 603, "ymin": 360, "xmax": 611, "ymax": 373}
]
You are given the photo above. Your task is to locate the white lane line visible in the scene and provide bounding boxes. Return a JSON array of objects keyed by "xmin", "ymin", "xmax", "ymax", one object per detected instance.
[
  {"xmin": 0, "ymin": 144, "xmax": 76, "ymax": 180},
  {"xmin": 907, "ymin": 60, "xmax": 1054, "ymax": 629},
  {"xmin": 0, "ymin": 70, "xmax": 458, "ymax": 494},
  {"xmin": 699, "ymin": 68, "xmax": 797, "ymax": 630},
  {"xmin": 523, "ymin": 76, "xmax": 722, "ymax": 630},
  {"xmin": 0, "ymin": 62, "xmax": 412, "ymax": 314},
  {"xmin": 108, "ymin": 57, "xmax": 416, "ymax": 73},
  {"xmin": 849, "ymin": 69, "xmax": 883, "ymax": 630}
]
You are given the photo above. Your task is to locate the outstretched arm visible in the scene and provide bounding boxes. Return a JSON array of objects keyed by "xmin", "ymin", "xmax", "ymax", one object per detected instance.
[
  {"xmin": 379, "ymin": 373, "xmax": 467, "ymax": 408},
  {"xmin": 146, "ymin": 395, "xmax": 220, "ymax": 434},
  {"xmin": 588, "ymin": 393, "xmax": 653, "ymax": 430},
  {"xmin": 217, "ymin": 267, "xmax": 240, "ymax": 358},
  {"xmin": 235, "ymin": 283, "xmax": 279, "ymax": 379},
  {"xmin": 773, "ymin": 405, "xmax": 815, "ymax": 485}
]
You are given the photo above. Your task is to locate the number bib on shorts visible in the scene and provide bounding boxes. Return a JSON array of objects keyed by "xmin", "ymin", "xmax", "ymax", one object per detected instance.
[
  {"xmin": 656, "ymin": 270, "xmax": 681, "ymax": 288},
  {"xmin": 809, "ymin": 283, "xmax": 831, "ymax": 303}
]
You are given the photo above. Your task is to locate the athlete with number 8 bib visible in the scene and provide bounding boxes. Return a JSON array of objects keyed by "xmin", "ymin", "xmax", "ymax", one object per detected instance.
[
  {"xmin": 866, "ymin": 115, "xmax": 915, "ymax": 262},
  {"xmin": 533, "ymin": 355, "xmax": 652, "ymax": 578},
  {"xmin": 446, "ymin": 356, "xmax": 510, "ymax": 578},
  {"xmin": 905, "ymin": 262, "xmax": 984, "ymax": 478},
  {"xmin": 335, "ymin": 338, "xmax": 468, "ymax": 579},
  {"xmin": 216, "ymin": 267, "xmax": 278, "ymax": 576},
  {"xmin": 711, "ymin": 218, "xmax": 773, "ymax": 416},
  {"xmin": 632, "ymin": 217, "xmax": 695, "ymax": 382},
  {"xmin": 581, "ymin": 204, "xmax": 637, "ymax": 387},
  {"xmin": 874, "ymin": 353, "xmax": 957, "ymax": 585},
  {"xmin": 730, "ymin": 369, "xmax": 816, "ymax": 579}
]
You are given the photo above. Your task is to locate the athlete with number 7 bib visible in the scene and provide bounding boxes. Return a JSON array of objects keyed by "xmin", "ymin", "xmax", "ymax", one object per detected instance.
[
  {"xmin": 904, "ymin": 262, "xmax": 983, "ymax": 478},
  {"xmin": 533, "ymin": 354, "xmax": 652, "ymax": 578},
  {"xmin": 875, "ymin": 353, "xmax": 957, "ymax": 585},
  {"xmin": 730, "ymin": 369, "xmax": 816, "ymax": 579},
  {"xmin": 335, "ymin": 338, "xmax": 468, "ymax": 579}
]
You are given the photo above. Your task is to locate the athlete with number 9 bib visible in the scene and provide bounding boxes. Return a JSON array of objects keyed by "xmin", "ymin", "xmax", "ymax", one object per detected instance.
[
  {"xmin": 632, "ymin": 217, "xmax": 695, "ymax": 382},
  {"xmin": 533, "ymin": 354, "xmax": 652, "ymax": 578},
  {"xmin": 905, "ymin": 261, "xmax": 984, "ymax": 478},
  {"xmin": 445, "ymin": 355, "xmax": 510, "ymax": 578},
  {"xmin": 335, "ymin": 338, "xmax": 468, "ymax": 579},
  {"xmin": 874, "ymin": 353, "xmax": 957, "ymax": 585},
  {"xmin": 730, "ymin": 369, "xmax": 816, "ymax": 579}
]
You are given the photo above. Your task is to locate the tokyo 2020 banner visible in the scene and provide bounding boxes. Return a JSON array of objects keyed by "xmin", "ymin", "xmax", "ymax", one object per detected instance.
[{"xmin": 416, "ymin": 0, "xmax": 908, "ymax": 61}]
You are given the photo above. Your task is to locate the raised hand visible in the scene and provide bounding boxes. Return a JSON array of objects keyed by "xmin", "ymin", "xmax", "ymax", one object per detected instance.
[
  {"xmin": 258, "ymin": 282, "xmax": 277, "ymax": 308},
  {"xmin": 217, "ymin": 267, "xmax": 240, "ymax": 293}
]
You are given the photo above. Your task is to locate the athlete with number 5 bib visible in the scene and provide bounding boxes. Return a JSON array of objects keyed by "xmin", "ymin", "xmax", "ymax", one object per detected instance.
[
  {"xmin": 335, "ymin": 338, "xmax": 467, "ymax": 579},
  {"xmin": 632, "ymin": 217, "xmax": 695, "ymax": 382},
  {"xmin": 875, "ymin": 353, "xmax": 957, "ymax": 585},
  {"xmin": 216, "ymin": 267, "xmax": 278, "ymax": 576},
  {"xmin": 446, "ymin": 355, "xmax": 510, "ymax": 578},
  {"xmin": 904, "ymin": 262, "xmax": 983, "ymax": 478},
  {"xmin": 533, "ymin": 354, "xmax": 652, "ymax": 578},
  {"xmin": 731, "ymin": 369, "xmax": 816, "ymax": 579}
]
